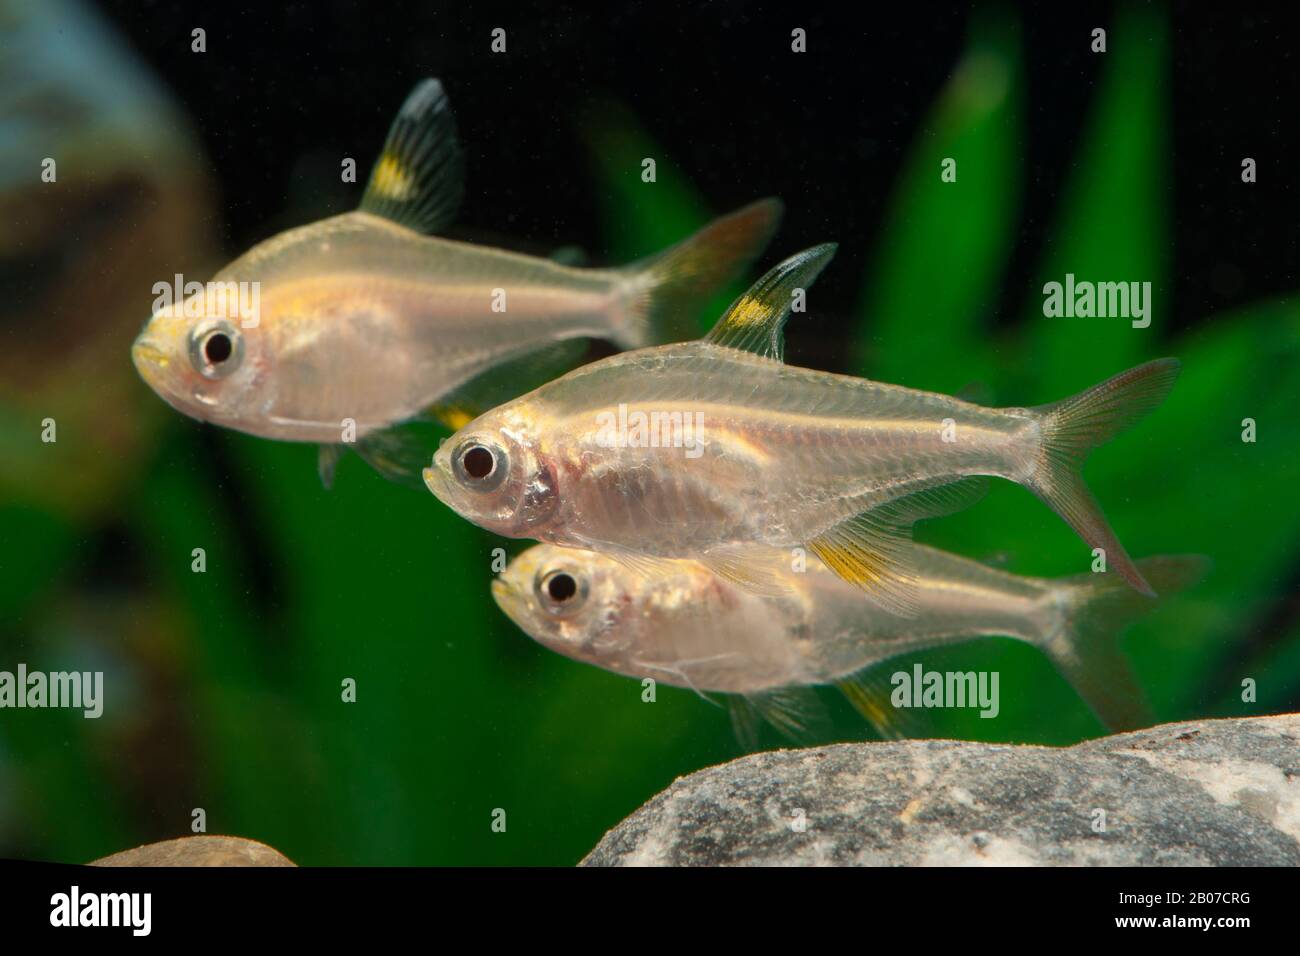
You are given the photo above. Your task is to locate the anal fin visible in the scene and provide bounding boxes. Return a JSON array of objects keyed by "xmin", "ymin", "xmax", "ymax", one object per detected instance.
[
  {"xmin": 352, "ymin": 419, "xmax": 445, "ymax": 490},
  {"xmin": 431, "ymin": 339, "xmax": 590, "ymax": 429},
  {"xmin": 807, "ymin": 476, "xmax": 988, "ymax": 615},
  {"xmin": 836, "ymin": 668, "xmax": 933, "ymax": 740}
]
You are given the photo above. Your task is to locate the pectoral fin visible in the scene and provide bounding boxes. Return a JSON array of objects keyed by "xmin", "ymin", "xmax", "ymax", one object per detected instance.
[
  {"xmin": 728, "ymin": 687, "xmax": 827, "ymax": 748},
  {"xmin": 605, "ymin": 550, "xmax": 685, "ymax": 581},
  {"xmin": 317, "ymin": 444, "xmax": 343, "ymax": 489},
  {"xmin": 698, "ymin": 545, "xmax": 799, "ymax": 598}
]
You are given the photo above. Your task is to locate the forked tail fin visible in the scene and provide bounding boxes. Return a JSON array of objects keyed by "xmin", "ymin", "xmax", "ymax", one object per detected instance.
[
  {"xmin": 1025, "ymin": 358, "xmax": 1181, "ymax": 596},
  {"xmin": 1041, "ymin": 554, "xmax": 1211, "ymax": 731},
  {"xmin": 615, "ymin": 198, "xmax": 783, "ymax": 348}
]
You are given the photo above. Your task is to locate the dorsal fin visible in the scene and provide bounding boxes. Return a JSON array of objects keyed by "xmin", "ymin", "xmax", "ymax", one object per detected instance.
[
  {"xmin": 702, "ymin": 243, "xmax": 837, "ymax": 361},
  {"xmin": 360, "ymin": 79, "xmax": 464, "ymax": 234}
]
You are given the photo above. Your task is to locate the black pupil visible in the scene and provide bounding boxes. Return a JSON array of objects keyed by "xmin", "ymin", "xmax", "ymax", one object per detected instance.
[
  {"xmin": 462, "ymin": 445, "xmax": 495, "ymax": 479},
  {"xmin": 205, "ymin": 332, "xmax": 233, "ymax": 364},
  {"xmin": 547, "ymin": 573, "xmax": 577, "ymax": 603}
]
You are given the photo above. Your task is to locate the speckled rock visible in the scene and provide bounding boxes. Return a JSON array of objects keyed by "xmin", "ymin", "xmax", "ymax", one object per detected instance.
[
  {"xmin": 91, "ymin": 835, "xmax": 296, "ymax": 867},
  {"xmin": 582, "ymin": 715, "xmax": 1300, "ymax": 866}
]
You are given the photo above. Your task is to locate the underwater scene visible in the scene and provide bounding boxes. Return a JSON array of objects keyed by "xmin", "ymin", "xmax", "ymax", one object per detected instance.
[{"xmin": 2, "ymin": 1, "xmax": 1299, "ymax": 871}]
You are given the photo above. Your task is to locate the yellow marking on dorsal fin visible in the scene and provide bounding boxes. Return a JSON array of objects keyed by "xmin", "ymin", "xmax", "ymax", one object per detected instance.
[
  {"xmin": 370, "ymin": 154, "xmax": 418, "ymax": 201},
  {"xmin": 702, "ymin": 243, "xmax": 837, "ymax": 361},
  {"xmin": 359, "ymin": 78, "xmax": 464, "ymax": 234}
]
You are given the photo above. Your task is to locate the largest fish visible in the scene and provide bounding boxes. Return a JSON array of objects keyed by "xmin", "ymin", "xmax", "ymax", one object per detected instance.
[
  {"xmin": 425, "ymin": 245, "xmax": 1182, "ymax": 605},
  {"xmin": 130, "ymin": 79, "xmax": 782, "ymax": 485}
]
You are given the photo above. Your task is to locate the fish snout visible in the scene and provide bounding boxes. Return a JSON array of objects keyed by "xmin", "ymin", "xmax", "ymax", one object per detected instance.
[
  {"xmin": 131, "ymin": 335, "xmax": 172, "ymax": 388},
  {"xmin": 490, "ymin": 576, "xmax": 511, "ymax": 603},
  {"xmin": 422, "ymin": 463, "xmax": 458, "ymax": 506},
  {"xmin": 489, "ymin": 574, "xmax": 528, "ymax": 624}
]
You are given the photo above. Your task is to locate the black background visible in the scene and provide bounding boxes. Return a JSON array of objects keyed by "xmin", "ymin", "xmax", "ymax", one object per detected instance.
[{"xmin": 96, "ymin": 0, "xmax": 1300, "ymax": 374}]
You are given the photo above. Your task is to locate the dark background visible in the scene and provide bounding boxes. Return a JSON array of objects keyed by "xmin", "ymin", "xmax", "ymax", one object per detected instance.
[{"xmin": 96, "ymin": 0, "xmax": 1300, "ymax": 355}]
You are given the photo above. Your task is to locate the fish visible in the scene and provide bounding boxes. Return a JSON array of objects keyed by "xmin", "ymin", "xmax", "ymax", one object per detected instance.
[
  {"xmin": 424, "ymin": 244, "xmax": 1182, "ymax": 606},
  {"xmin": 130, "ymin": 78, "xmax": 783, "ymax": 486},
  {"xmin": 492, "ymin": 542, "xmax": 1210, "ymax": 740}
]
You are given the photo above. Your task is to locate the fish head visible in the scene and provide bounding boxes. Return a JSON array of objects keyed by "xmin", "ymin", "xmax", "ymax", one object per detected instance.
[
  {"xmin": 423, "ymin": 408, "xmax": 560, "ymax": 537},
  {"xmin": 491, "ymin": 544, "xmax": 635, "ymax": 663},
  {"xmin": 131, "ymin": 283, "xmax": 269, "ymax": 429}
]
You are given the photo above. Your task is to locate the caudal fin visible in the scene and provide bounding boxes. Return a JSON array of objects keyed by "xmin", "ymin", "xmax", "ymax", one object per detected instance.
[
  {"xmin": 1042, "ymin": 555, "xmax": 1211, "ymax": 731},
  {"xmin": 1026, "ymin": 358, "xmax": 1181, "ymax": 596},
  {"xmin": 615, "ymin": 198, "xmax": 783, "ymax": 348}
]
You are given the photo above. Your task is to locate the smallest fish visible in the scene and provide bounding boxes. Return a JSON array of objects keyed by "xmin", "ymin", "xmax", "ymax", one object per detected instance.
[{"xmin": 493, "ymin": 543, "xmax": 1210, "ymax": 742}]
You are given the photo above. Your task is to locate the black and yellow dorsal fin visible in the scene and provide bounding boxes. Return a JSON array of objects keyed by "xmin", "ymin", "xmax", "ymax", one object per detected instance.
[
  {"xmin": 360, "ymin": 78, "xmax": 465, "ymax": 234},
  {"xmin": 701, "ymin": 243, "xmax": 837, "ymax": 362}
]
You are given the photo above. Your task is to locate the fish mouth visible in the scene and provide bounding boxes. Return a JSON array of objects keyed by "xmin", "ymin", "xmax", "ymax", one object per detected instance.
[
  {"xmin": 131, "ymin": 337, "xmax": 170, "ymax": 388},
  {"xmin": 422, "ymin": 465, "xmax": 451, "ymax": 501},
  {"xmin": 490, "ymin": 576, "xmax": 525, "ymax": 622}
]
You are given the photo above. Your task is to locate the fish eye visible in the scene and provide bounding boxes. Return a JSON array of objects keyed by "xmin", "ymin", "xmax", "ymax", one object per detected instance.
[
  {"xmin": 189, "ymin": 321, "xmax": 243, "ymax": 380},
  {"xmin": 536, "ymin": 568, "xmax": 587, "ymax": 615},
  {"xmin": 452, "ymin": 439, "xmax": 507, "ymax": 491},
  {"xmin": 205, "ymin": 332, "xmax": 232, "ymax": 364}
]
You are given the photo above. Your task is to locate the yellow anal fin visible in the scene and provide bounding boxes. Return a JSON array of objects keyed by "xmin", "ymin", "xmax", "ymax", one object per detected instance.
[
  {"xmin": 836, "ymin": 669, "xmax": 933, "ymax": 741},
  {"xmin": 807, "ymin": 476, "xmax": 989, "ymax": 616},
  {"xmin": 426, "ymin": 403, "xmax": 475, "ymax": 432},
  {"xmin": 425, "ymin": 339, "xmax": 590, "ymax": 431}
]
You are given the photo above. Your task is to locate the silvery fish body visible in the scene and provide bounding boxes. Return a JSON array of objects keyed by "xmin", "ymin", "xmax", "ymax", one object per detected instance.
[
  {"xmin": 427, "ymin": 246, "xmax": 1180, "ymax": 603},
  {"xmin": 130, "ymin": 78, "xmax": 780, "ymax": 479},
  {"xmin": 139, "ymin": 211, "xmax": 669, "ymax": 442},
  {"xmin": 494, "ymin": 543, "xmax": 1209, "ymax": 732}
]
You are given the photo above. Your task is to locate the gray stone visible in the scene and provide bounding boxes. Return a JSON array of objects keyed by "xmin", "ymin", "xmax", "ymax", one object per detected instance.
[
  {"xmin": 91, "ymin": 835, "xmax": 295, "ymax": 867},
  {"xmin": 582, "ymin": 715, "xmax": 1300, "ymax": 866}
]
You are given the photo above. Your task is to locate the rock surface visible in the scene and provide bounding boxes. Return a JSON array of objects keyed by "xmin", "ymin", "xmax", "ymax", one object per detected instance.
[
  {"xmin": 91, "ymin": 835, "xmax": 295, "ymax": 867},
  {"xmin": 582, "ymin": 715, "xmax": 1300, "ymax": 866}
]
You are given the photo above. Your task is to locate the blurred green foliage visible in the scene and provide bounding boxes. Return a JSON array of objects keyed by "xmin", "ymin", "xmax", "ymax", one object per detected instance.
[{"xmin": 3, "ymin": 6, "xmax": 1297, "ymax": 866}]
